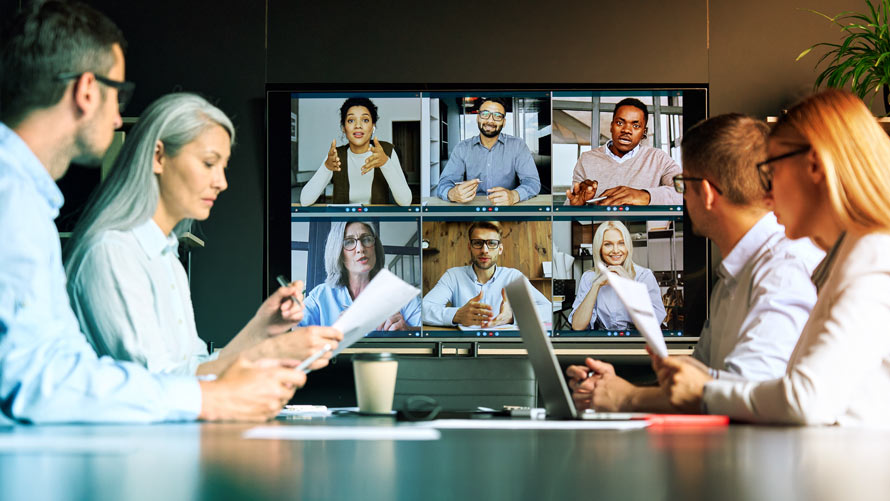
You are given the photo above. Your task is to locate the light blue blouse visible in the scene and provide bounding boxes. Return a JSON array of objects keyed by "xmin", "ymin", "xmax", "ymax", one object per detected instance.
[
  {"xmin": 569, "ymin": 265, "xmax": 667, "ymax": 331},
  {"xmin": 299, "ymin": 282, "xmax": 421, "ymax": 329}
]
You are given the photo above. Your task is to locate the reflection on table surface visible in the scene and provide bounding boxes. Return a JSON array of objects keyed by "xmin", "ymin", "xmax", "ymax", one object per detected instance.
[
  {"xmin": 422, "ymin": 195, "xmax": 552, "ymax": 207},
  {"xmin": 1, "ymin": 416, "xmax": 889, "ymax": 501}
]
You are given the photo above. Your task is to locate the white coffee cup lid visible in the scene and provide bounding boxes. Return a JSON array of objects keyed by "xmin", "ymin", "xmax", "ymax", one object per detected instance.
[{"xmin": 352, "ymin": 352, "xmax": 396, "ymax": 362}]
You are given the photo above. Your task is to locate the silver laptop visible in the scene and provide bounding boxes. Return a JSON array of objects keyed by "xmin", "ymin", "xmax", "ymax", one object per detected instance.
[{"xmin": 505, "ymin": 277, "xmax": 582, "ymax": 419}]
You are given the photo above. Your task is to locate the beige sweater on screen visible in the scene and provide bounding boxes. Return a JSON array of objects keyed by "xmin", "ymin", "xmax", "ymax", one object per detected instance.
[{"xmin": 571, "ymin": 145, "xmax": 682, "ymax": 205}]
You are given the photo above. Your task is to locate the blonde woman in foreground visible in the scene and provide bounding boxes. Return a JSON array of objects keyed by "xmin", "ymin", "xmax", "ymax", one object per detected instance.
[{"xmin": 655, "ymin": 89, "xmax": 890, "ymax": 427}]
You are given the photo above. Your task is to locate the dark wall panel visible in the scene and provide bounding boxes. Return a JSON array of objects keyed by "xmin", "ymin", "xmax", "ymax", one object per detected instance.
[
  {"xmin": 267, "ymin": 0, "xmax": 709, "ymax": 84},
  {"xmin": 710, "ymin": 0, "xmax": 880, "ymax": 116},
  {"xmin": 87, "ymin": 0, "xmax": 267, "ymax": 347}
]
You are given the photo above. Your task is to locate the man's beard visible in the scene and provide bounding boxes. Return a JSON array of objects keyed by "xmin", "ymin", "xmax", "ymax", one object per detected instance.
[
  {"xmin": 478, "ymin": 122, "xmax": 503, "ymax": 138},
  {"xmin": 473, "ymin": 255, "xmax": 497, "ymax": 270}
]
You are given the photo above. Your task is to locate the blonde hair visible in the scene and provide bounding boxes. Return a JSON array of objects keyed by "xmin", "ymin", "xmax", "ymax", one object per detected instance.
[
  {"xmin": 772, "ymin": 89, "xmax": 890, "ymax": 232},
  {"xmin": 592, "ymin": 220, "xmax": 635, "ymax": 277}
]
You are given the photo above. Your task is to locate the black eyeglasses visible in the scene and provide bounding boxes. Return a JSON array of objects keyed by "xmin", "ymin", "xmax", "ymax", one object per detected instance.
[
  {"xmin": 56, "ymin": 72, "xmax": 135, "ymax": 113},
  {"xmin": 470, "ymin": 239, "xmax": 501, "ymax": 249},
  {"xmin": 343, "ymin": 234, "xmax": 375, "ymax": 251},
  {"xmin": 755, "ymin": 146, "xmax": 811, "ymax": 192},
  {"xmin": 478, "ymin": 110, "xmax": 506, "ymax": 122},
  {"xmin": 672, "ymin": 175, "xmax": 722, "ymax": 195}
]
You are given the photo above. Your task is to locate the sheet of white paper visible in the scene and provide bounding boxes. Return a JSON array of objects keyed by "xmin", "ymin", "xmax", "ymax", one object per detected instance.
[
  {"xmin": 596, "ymin": 263, "xmax": 668, "ymax": 358},
  {"xmin": 331, "ymin": 269, "xmax": 421, "ymax": 356},
  {"xmin": 244, "ymin": 426, "xmax": 440, "ymax": 441},
  {"xmin": 417, "ymin": 419, "xmax": 649, "ymax": 431},
  {"xmin": 278, "ymin": 405, "xmax": 332, "ymax": 418}
]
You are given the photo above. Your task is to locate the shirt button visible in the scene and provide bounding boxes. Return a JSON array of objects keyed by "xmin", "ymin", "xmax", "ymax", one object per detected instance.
[
  {"xmin": 171, "ymin": 284, "xmax": 175, "ymax": 289},
  {"xmin": 178, "ymin": 319, "xmax": 183, "ymax": 325}
]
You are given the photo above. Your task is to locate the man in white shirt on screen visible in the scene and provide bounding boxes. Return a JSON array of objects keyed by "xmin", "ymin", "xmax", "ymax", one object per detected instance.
[
  {"xmin": 566, "ymin": 113, "xmax": 825, "ymax": 412},
  {"xmin": 422, "ymin": 221, "xmax": 550, "ymax": 327}
]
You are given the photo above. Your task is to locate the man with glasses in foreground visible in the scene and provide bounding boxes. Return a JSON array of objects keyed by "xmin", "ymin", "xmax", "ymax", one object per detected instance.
[
  {"xmin": 422, "ymin": 221, "xmax": 550, "ymax": 327},
  {"xmin": 566, "ymin": 114, "xmax": 824, "ymax": 413},
  {"xmin": 0, "ymin": 1, "xmax": 305, "ymax": 424},
  {"xmin": 436, "ymin": 98, "xmax": 541, "ymax": 206}
]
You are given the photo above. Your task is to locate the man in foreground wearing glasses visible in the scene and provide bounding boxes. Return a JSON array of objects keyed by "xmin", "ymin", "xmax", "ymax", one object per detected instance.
[
  {"xmin": 567, "ymin": 114, "xmax": 823, "ymax": 413},
  {"xmin": 436, "ymin": 98, "xmax": 541, "ymax": 206},
  {"xmin": 422, "ymin": 221, "xmax": 550, "ymax": 327},
  {"xmin": 566, "ymin": 98, "xmax": 682, "ymax": 206},
  {"xmin": 0, "ymin": 1, "xmax": 306, "ymax": 424}
]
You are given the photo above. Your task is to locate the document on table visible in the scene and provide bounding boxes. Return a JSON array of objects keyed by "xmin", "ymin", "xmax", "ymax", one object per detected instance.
[
  {"xmin": 331, "ymin": 269, "xmax": 421, "ymax": 356},
  {"xmin": 244, "ymin": 426, "xmax": 441, "ymax": 441},
  {"xmin": 596, "ymin": 262, "xmax": 668, "ymax": 358},
  {"xmin": 417, "ymin": 419, "xmax": 649, "ymax": 431}
]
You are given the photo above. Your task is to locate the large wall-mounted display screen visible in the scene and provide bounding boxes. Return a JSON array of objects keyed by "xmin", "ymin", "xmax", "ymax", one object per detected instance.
[{"xmin": 267, "ymin": 85, "xmax": 708, "ymax": 343}]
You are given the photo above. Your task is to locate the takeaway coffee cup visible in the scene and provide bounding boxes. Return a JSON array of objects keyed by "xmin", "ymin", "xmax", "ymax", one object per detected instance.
[{"xmin": 353, "ymin": 353, "xmax": 399, "ymax": 414}]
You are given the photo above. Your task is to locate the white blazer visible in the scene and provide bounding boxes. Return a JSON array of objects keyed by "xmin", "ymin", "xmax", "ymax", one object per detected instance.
[{"xmin": 703, "ymin": 231, "xmax": 890, "ymax": 427}]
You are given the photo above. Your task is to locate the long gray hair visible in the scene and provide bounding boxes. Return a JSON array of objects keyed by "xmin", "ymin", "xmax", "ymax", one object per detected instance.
[
  {"xmin": 64, "ymin": 92, "xmax": 235, "ymax": 277},
  {"xmin": 324, "ymin": 221, "xmax": 384, "ymax": 287}
]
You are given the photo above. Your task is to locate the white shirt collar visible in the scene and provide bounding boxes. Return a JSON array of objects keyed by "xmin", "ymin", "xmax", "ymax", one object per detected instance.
[
  {"xmin": 718, "ymin": 212, "xmax": 780, "ymax": 281},
  {"xmin": 132, "ymin": 219, "xmax": 180, "ymax": 259},
  {"xmin": 604, "ymin": 140, "xmax": 641, "ymax": 162}
]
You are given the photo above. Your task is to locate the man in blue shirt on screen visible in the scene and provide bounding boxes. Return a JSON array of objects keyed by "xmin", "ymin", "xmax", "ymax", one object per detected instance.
[
  {"xmin": 436, "ymin": 98, "xmax": 541, "ymax": 206},
  {"xmin": 566, "ymin": 114, "xmax": 824, "ymax": 413},
  {"xmin": 0, "ymin": 1, "xmax": 309, "ymax": 424},
  {"xmin": 422, "ymin": 221, "xmax": 550, "ymax": 327}
]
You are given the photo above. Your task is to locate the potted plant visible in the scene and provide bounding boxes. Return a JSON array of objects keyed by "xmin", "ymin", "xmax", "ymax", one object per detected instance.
[{"xmin": 797, "ymin": 0, "xmax": 890, "ymax": 114}]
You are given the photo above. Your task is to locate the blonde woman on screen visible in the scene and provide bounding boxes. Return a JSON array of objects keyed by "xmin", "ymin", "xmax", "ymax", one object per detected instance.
[
  {"xmin": 656, "ymin": 89, "xmax": 890, "ymax": 427},
  {"xmin": 65, "ymin": 93, "xmax": 341, "ymax": 376},
  {"xmin": 569, "ymin": 220, "xmax": 666, "ymax": 331}
]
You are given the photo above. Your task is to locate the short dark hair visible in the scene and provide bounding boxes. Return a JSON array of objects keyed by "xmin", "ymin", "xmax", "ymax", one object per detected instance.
[
  {"xmin": 613, "ymin": 98, "xmax": 648, "ymax": 124},
  {"xmin": 467, "ymin": 221, "xmax": 503, "ymax": 240},
  {"xmin": 0, "ymin": 0, "xmax": 126, "ymax": 126},
  {"xmin": 477, "ymin": 97, "xmax": 510, "ymax": 113},
  {"xmin": 681, "ymin": 113, "xmax": 770, "ymax": 206},
  {"xmin": 339, "ymin": 97, "xmax": 379, "ymax": 126}
]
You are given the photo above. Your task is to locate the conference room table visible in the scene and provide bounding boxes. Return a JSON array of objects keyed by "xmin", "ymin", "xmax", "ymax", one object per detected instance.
[{"xmin": 1, "ymin": 414, "xmax": 888, "ymax": 501}]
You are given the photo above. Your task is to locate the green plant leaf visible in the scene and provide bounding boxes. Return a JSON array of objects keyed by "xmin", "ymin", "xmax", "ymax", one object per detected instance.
[{"xmin": 797, "ymin": 47, "xmax": 815, "ymax": 61}]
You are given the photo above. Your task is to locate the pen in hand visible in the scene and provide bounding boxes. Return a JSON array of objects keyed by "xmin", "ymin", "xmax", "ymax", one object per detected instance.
[
  {"xmin": 296, "ymin": 343, "xmax": 333, "ymax": 374},
  {"xmin": 276, "ymin": 274, "xmax": 303, "ymax": 309}
]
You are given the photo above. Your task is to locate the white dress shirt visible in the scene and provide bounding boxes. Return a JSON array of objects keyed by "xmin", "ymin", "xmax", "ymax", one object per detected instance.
[
  {"xmin": 693, "ymin": 213, "xmax": 824, "ymax": 381},
  {"xmin": 704, "ymin": 231, "xmax": 890, "ymax": 427},
  {"xmin": 68, "ymin": 219, "xmax": 218, "ymax": 376}
]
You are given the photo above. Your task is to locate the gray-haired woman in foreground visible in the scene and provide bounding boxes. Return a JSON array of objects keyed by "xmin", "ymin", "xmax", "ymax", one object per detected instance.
[{"xmin": 65, "ymin": 93, "xmax": 341, "ymax": 376}]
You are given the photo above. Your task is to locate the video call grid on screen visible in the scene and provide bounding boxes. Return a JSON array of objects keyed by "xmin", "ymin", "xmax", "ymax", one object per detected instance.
[
  {"xmin": 286, "ymin": 89, "xmax": 688, "ymax": 215},
  {"xmin": 270, "ymin": 84, "xmax": 709, "ymax": 343}
]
